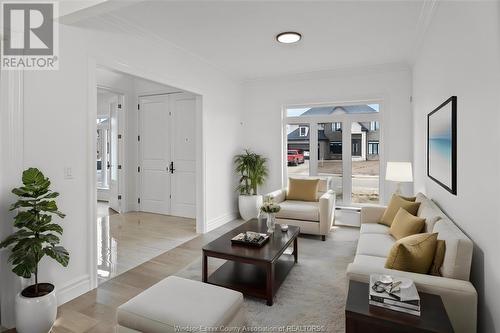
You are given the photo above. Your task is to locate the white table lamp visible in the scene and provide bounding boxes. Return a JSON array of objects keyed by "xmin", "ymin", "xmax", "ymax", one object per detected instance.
[{"xmin": 385, "ymin": 162, "xmax": 413, "ymax": 195}]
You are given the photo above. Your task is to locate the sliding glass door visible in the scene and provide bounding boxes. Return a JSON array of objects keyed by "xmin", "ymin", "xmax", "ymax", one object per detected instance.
[{"xmin": 285, "ymin": 103, "xmax": 382, "ymax": 206}]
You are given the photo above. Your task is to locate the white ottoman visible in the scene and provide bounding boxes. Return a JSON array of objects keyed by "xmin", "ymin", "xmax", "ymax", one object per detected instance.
[{"xmin": 116, "ymin": 276, "xmax": 245, "ymax": 333}]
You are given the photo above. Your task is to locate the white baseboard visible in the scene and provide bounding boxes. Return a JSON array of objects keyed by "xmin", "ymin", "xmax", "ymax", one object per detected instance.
[
  {"xmin": 57, "ymin": 274, "xmax": 91, "ymax": 306},
  {"xmin": 206, "ymin": 212, "xmax": 238, "ymax": 232}
]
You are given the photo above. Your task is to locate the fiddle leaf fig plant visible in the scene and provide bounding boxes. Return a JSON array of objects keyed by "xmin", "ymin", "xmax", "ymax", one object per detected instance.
[{"xmin": 0, "ymin": 168, "xmax": 69, "ymax": 296}]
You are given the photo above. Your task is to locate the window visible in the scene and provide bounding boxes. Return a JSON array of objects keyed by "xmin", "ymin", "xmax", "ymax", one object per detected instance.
[
  {"xmin": 287, "ymin": 124, "xmax": 309, "ymax": 176},
  {"xmin": 320, "ymin": 123, "xmax": 343, "ymax": 202},
  {"xmin": 352, "ymin": 135, "xmax": 362, "ymax": 157},
  {"xmin": 370, "ymin": 121, "xmax": 380, "ymax": 131},
  {"xmin": 330, "ymin": 142, "xmax": 342, "ymax": 154},
  {"xmin": 97, "ymin": 117, "xmax": 108, "ymax": 125},
  {"xmin": 352, "ymin": 123, "xmax": 380, "ymax": 204},
  {"xmin": 368, "ymin": 141, "xmax": 379, "ymax": 155},
  {"xmin": 331, "ymin": 122, "xmax": 342, "ymax": 131},
  {"xmin": 96, "ymin": 121, "xmax": 111, "ymax": 189},
  {"xmin": 287, "ymin": 104, "xmax": 379, "ymax": 117},
  {"xmin": 286, "ymin": 103, "xmax": 381, "ymax": 205}
]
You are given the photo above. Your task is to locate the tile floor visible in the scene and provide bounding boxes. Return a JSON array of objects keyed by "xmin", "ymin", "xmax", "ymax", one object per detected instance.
[{"xmin": 96, "ymin": 205, "xmax": 197, "ymax": 283}]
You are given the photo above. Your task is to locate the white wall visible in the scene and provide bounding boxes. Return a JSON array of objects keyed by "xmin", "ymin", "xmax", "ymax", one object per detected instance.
[
  {"xmin": 412, "ymin": 2, "xmax": 500, "ymax": 332},
  {"xmin": 242, "ymin": 64, "xmax": 413, "ymax": 203},
  {"xmin": 0, "ymin": 71, "xmax": 24, "ymax": 328},
  {"xmin": 20, "ymin": 27, "xmax": 91, "ymax": 314},
  {"xmin": 89, "ymin": 30, "xmax": 243, "ymax": 229},
  {"xmin": 0, "ymin": 23, "xmax": 242, "ymax": 327}
]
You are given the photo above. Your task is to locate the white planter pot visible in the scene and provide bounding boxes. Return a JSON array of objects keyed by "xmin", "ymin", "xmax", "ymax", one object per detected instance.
[
  {"xmin": 15, "ymin": 283, "xmax": 57, "ymax": 333},
  {"xmin": 238, "ymin": 195, "xmax": 263, "ymax": 221}
]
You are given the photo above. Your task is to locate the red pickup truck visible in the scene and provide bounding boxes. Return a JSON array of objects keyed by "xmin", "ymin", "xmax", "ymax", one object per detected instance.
[{"xmin": 287, "ymin": 149, "xmax": 305, "ymax": 166}]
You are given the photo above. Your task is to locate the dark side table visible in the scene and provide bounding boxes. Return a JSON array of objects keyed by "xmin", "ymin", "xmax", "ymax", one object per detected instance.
[{"xmin": 345, "ymin": 280, "xmax": 454, "ymax": 333}]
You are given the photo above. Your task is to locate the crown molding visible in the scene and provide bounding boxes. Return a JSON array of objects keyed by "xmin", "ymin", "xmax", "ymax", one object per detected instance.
[
  {"xmin": 243, "ymin": 62, "xmax": 412, "ymax": 85},
  {"xmin": 57, "ymin": 1, "xmax": 143, "ymax": 25},
  {"xmin": 62, "ymin": 12, "xmax": 242, "ymax": 83}
]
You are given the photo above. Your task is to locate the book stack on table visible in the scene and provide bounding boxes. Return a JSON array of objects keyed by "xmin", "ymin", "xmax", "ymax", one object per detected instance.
[
  {"xmin": 369, "ymin": 274, "xmax": 421, "ymax": 316},
  {"xmin": 231, "ymin": 231, "xmax": 269, "ymax": 247}
]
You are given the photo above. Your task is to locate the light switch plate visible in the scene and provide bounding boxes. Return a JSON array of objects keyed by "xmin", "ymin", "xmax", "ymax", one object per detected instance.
[{"xmin": 64, "ymin": 167, "xmax": 74, "ymax": 179}]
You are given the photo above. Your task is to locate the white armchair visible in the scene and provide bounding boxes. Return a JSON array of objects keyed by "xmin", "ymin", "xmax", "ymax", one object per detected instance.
[{"xmin": 265, "ymin": 177, "xmax": 336, "ymax": 241}]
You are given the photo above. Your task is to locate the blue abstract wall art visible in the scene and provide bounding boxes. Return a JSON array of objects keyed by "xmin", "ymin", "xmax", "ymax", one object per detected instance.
[{"xmin": 427, "ymin": 96, "xmax": 457, "ymax": 195}]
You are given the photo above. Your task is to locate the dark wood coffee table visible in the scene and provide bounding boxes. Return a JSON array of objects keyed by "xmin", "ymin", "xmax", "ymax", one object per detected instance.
[
  {"xmin": 345, "ymin": 280, "xmax": 454, "ymax": 333},
  {"xmin": 202, "ymin": 219, "xmax": 299, "ymax": 306}
]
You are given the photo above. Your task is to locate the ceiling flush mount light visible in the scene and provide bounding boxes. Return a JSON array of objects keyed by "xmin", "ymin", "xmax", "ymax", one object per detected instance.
[{"xmin": 276, "ymin": 32, "xmax": 302, "ymax": 44}]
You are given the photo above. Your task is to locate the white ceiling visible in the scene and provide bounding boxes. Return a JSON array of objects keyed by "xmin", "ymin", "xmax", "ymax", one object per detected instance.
[{"xmin": 70, "ymin": 1, "xmax": 428, "ymax": 81}]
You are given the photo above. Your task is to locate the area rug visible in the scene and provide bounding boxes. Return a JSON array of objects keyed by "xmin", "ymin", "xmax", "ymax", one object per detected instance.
[{"xmin": 175, "ymin": 227, "xmax": 359, "ymax": 333}]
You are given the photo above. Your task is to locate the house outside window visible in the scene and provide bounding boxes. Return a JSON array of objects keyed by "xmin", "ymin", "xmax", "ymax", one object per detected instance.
[
  {"xmin": 286, "ymin": 103, "xmax": 381, "ymax": 205},
  {"xmin": 368, "ymin": 141, "xmax": 379, "ymax": 155},
  {"xmin": 331, "ymin": 122, "xmax": 342, "ymax": 131},
  {"xmin": 330, "ymin": 141, "xmax": 342, "ymax": 154},
  {"xmin": 352, "ymin": 134, "xmax": 362, "ymax": 156}
]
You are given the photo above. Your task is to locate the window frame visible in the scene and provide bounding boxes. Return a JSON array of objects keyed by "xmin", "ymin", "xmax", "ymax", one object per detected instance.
[
  {"xmin": 370, "ymin": 121, "xmax": 380, "ymax": 131},
  {"xmin": 283, "ymin": 99, "xmax": 385, "ymax": 207},
  {"xmin": 368, "ymin": 141, "xmax": 379, "ymax": 155}
]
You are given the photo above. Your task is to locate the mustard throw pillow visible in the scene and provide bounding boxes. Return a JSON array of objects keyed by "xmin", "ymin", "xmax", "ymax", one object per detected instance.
[
  {"xmin": 399, "ymin": 195, "xmax": 416, "ymax": 202},
  {"xmin": 287, "ymin": 178, "xmax": 320, "ymax": 202},
  {"xmin": 389, "ymin": 208, "xmax": 425, "ymax": 240},
  {"xmin": 379, "ymin": 194, "xmax": 421, "ymax": 226},
  {"xmin": 429, "ymin": 240, "xmax": 446, "ymax": 276},
  {"xmin": 385, "ymin": 233, "xmax": 438, "ymax": 274}
]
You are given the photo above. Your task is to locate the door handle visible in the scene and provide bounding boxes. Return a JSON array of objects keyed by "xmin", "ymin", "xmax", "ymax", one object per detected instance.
[{"xmin": 170, "ymin": 161, "xmax": 175, "ymax": 174}]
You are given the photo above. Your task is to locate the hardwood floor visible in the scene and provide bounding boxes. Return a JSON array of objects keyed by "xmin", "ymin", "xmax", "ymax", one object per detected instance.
[
  {"xmin": 56, "ymin": 218, "xmax": 243, "ymax": 333},
  {"xmin": 3, "ymin": 218, "xmax": 245, "ymax": 333},
  {"xmin": 2, "ymin": 209, "xmax": 226, "ymax": 333}
]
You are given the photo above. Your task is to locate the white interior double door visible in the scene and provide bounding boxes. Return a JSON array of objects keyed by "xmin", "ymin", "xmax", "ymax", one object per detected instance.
[{"xmin": 138, "ymin": 93, "xmax": 196, "ymax": 218}]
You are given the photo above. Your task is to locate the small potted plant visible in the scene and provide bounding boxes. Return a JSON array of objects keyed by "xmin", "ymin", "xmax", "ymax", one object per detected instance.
[
  {"xmin": 0, "ymin": 168, "xmax": 69, "ymax": 333},
  {"xmin": 234, "ymin": 149, "xmax": 268, "ymax": 220},
  {"xmin": 260, "ymin": 196, "xmax": 281, "ymax": 233}
]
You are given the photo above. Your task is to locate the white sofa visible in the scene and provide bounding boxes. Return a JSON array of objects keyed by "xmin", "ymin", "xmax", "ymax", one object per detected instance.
[
  {"xmin": 346, "ymin": 192, "xmax": 477, "ymax": 333},
  {"xmin": 266, "ymin": 177, "xmax": 336, "ymax": 241}
]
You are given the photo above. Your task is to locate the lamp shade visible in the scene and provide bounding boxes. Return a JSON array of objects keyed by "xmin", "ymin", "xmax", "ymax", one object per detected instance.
[{"xmin": 385, "ymin": 162, "xmax": 413, "ymax": 182}]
